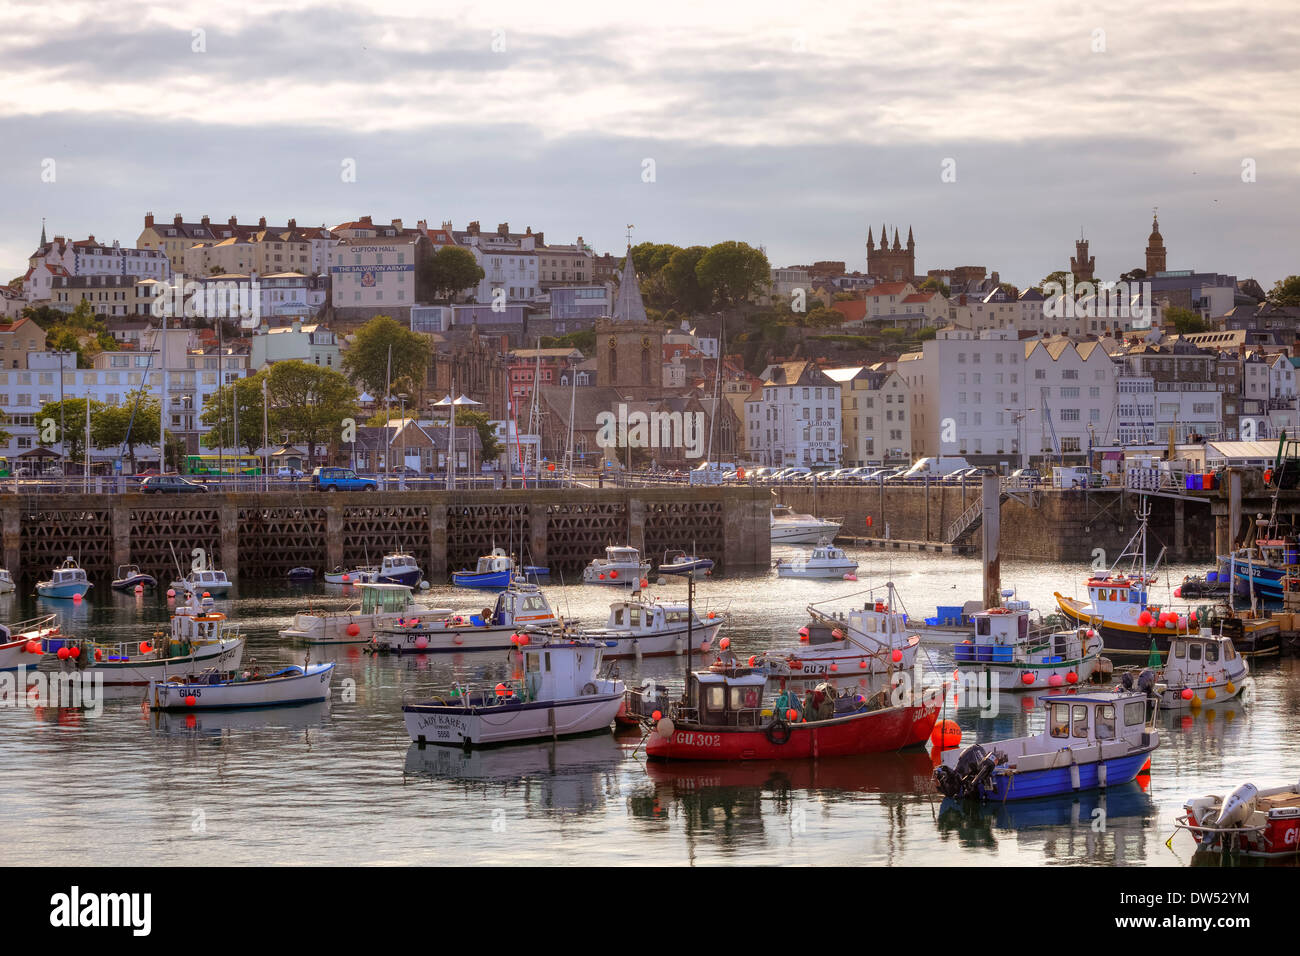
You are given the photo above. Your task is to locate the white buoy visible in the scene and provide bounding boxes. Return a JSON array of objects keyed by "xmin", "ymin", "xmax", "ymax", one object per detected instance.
[
  {"xmin": 657, "ymin": 577, "xmax": 667, "ymax": 586},
  {"xmin": 419, "ymin": 580, "xmax": 430, "ymax": 590},
  {"xmin": 634, "ymin": 640, "xmax": 643, "ymax": 663},
  {"xmin": 134, "ymin": 584, "xmax": 144, "ymax": 594},
  {"xmin": 674, "ymin": 636, "xmax": 684, "ymax": 656}
]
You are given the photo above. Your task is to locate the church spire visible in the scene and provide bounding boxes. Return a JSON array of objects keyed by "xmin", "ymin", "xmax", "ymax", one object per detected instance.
[
  {"xmin": 612, "ymin": 242, "xmax": 648, "ymax": 323},
  {"xmin": 40, "ymin": 217, "xmax": 47, "ymax": 247},
  {"xmin": 892, "ymin": 227, "xmax": 901, "ymax": 251},
  {"xmin": 906, "ymin": 225, "xmax": 914, "ymax": 249}
]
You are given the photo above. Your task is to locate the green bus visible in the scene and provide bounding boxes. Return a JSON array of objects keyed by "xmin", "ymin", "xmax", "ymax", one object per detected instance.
[{"xmin": 183, "ymin": 454, "xmax": 263, "ymax": 476}]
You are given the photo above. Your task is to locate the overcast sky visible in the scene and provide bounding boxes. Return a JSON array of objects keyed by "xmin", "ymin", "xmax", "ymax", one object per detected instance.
[{"xmin": 2, "ymin": 0, "xmax": 1296, "ymax": 290}]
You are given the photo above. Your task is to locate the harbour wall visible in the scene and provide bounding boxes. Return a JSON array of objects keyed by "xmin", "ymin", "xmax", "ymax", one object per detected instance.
[
  {"xmin": 778, "ymin": 486, "xmax": 1220, "ymax": 564},
  {"xmin": 2, "ymin": 486, "xmax": 772, "ymax": 587}
]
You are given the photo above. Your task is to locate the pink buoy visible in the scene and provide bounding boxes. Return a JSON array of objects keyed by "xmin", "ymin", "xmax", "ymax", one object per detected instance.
[
  {"xmin": 414, "ymin": 636, "xmax": 429, "ymax": 650},
  {"xmin": 342, "ymin": 574, "xmax": 350, "ymax": 583},
  {"xmin": 891, "ymin": 648, "xmax": 903, "ymax": 663},
  {"xmin": 1048, "ymin": 673, "xmax": 1064, "ymax": 687},
  {"xmin": 1181, "ymin": 687, "xmax": 1194, "ymax": 700},
  {"xmin": 166, "ymin": 588, "xmax": 176, "ymax": 598},
  {"xmin": 72, "ymin": 593, "xmax": 82, "ymax": 604},
  {"xmin": 1021, "ymin": 672, "xmax": 1034, "ymax": 685},
  {"xmin": 718, "ymin": 637, "xmax": 730, "ymax": 651},
  {"xmin": 134, "ymin": 584, "xmax": 144, "ymax": 594}
]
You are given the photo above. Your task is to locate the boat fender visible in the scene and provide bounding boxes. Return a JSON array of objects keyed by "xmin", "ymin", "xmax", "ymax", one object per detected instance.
[{"xmin": 765, "ymin": 719, "xmax": 792, "ymax": 746}]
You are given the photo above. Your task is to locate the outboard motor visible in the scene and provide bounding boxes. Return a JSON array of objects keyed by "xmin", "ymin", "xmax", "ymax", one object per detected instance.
[
  {"xmin": 933, "ymin": 743, "xmax": 999, "ymax": 800},
  {"xmin": 1136, "ymin": 668, "xmax": 1157, "ymax": 697},
  {"xmin": 1119, "ymin": 671, "xmax": 1135, "ymax": 691}
]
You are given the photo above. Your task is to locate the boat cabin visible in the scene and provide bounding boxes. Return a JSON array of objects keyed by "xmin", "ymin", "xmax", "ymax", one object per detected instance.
[
  {"xmin": 356, "ymin": 582, "xmax": 415, "ymax": 614},
  {"xmin": 1085, "ymin": 574, "xmax": 1151, "ymax": 612},
  {"xmin": 602, "ymin": 546, "xmax": 641, "ymax": 564},
  {"xmin": 1164, "ymin": 633, "xmax": 1244, "ymax": 685},
  {"xmin": 182, "ymin": 569, "xmax": 229, "ymax": 587},
  {"xmin": 810, "ymin": 544, "xmax": 848, "ymax": 562},
  {"xmin": 1040, "ymin": 692, "xmax": 1150, "ymax": 747},
  {"xmin": 472, "ymin": 550, "xmax": 514, "ymax": 575},
  {"xmin": 381, "ymin": 553, "xmax": 420, "ymax": 576},
  {"xmin": 521, "ymin": 640, "xmax": 603, "ymax": 701},
  {"xmin": 50, "ymin": 562, "xmax": 88, "ymax": 586},
  {"xmin": 494, "ymin": 583, "xmax": 558, "ymax": 627},
  {"xmin": 116, "ymin": 564, "xmax": 143, "ymax": 579},
  {"xmin": 687, "ymin": 668, "xmax": 767, "ymax": 727},
  {"xmin": 606, "ymin": 598, "xmax": 697, "ymax": 632},
  {"xmin": 171, "ymin": 603, "xmax": 229, "ymax": 643}
]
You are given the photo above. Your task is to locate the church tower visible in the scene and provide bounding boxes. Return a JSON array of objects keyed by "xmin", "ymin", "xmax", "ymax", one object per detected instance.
[
  {"xmin": 1145, "ymin": 212, "xmax": 1166, "ymax": 275},
  {"xmin": 1070, "ymin": 233, "xmax": 1095, "ymax": 282},
  {"xmin": 866, "ymin": 223, "xmax": 916, "ymax": 282}
]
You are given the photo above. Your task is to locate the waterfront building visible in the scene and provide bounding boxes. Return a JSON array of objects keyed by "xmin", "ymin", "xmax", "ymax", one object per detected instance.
[
  {"xmin": 744, "ymin": 361, "xmax": 841, "ymax": 468},
  {"xmin": 826, "ymin": 365, "xmax": 911, "ymax": 466}
]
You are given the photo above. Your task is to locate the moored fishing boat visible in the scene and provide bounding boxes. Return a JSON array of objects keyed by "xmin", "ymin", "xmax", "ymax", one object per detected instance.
[
  {"xmin": 286, "ymin": 567, "xmax": 316, "ymax": 582},
  {"xmin": 170, "ymin": 566, "xmax": 232, "ymax": 596},
  {"xmin": 774, "ymin": 538, "xmax": 858, "ymax": 579},
  {"xmin": 280, "ymin": 582, "xmax": 453, "ymax": 644},
  {"xmin": 451, "ymin": 549, "xmax": 549, "ymax": 589},
  {"xmin": 36, "ymin": 557, "xmax": 92, "ymax": 600},
  {"xmin": 150, "ymin": 661, "xmax": 335, "ymax": 710},
  {"xmin": 0, "ymin": 569, "xmax": 14, "ymax": 594},
  {"xmin": 324, "ymin": 565, "xmax": 377, "ymax": 585},
  {"xmin": 1176, "ymin": 781, "xmax": 1300, "ymax": 858},
  {"xmin": 372, "ymin": 580, "xmax": 563, "ymax": 653},
  {"xmin": 657, "ymin": 550, "xmax": 714, "ymax": 576},
  {"xmin": 642, "ymin": 664, "xmax": 939, "ymax": 761},
  {"xmin": 565, "ymin": 591, "xmax": 726, "ymax": 658},
  {"xmin": 953, "ymin": 601, "xmax": 1104, "ymax": 692},
  {"xmin": 375, "ymin": 552, "xmax": 423, "ymax": 587},
  {"xmin": 47, "ymin": 597, "xmax": 244, "ymax": 685},
  {"xmin": 0, "ymin": 615, "xmax": 61, "ymax": 672},
  {"xmin": 1118, "ymin": 632, "xmax": 1249, "ymax": 711},
  {"xmin": 934, "ymin": 690, "xmax": 1159, "ymax": 802},
  {"xmin": 763, "ymin": 582, "xmax": 920, "ymax": 677},
  {"xmin": 581, "ymin": 545, "xmax": 651, "ymax": 585},
  {"xmin": 403, "ymin": 638, "xmax": 624, "ymax": 747}
]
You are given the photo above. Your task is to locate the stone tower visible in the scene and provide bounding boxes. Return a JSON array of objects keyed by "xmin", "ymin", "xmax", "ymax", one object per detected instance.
[
  {"xmin": 1145, "ymin": 213, "xmax": 1166, "ymax": 275},
  {"xmin": 1070, "ymin": 234, "xmax": 1095, "ymax": 282},
  {"xmin": 866, "ymin": 223, "xmax": 916, "ymax": 282}
]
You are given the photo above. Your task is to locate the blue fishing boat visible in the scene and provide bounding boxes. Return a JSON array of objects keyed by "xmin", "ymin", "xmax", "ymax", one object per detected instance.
[
  {"xmin": 451, "ymin": 549, "xmax": 549, "ymax": 589},
  {"xmin": 36, "ymin": 557, "xmax": 93, "ymax": 600},
  {"xmin": 1224, "ymin": 549, "xmax": 1287, "ymax": 600},
  {"xmin": 933, "ymin": 691, "xmax": 1159, "ymax": 802},
  {"xmin": 376, "ymin": 552, "xmax": 423, "ymax": 588}
]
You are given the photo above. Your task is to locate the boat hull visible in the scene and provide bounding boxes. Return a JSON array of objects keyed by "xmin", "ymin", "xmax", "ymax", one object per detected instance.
[
  {"xmin": 986, "ymin": 747, "xmax": 1155, "ymax": 801},
  {"xmin": 377, "ymin": 569, "xmax": 422, "ymax": 587},
  {"xmin": 111, "ymin": 574, "xmax": 157, "ymax": 591},
  {"xmin": 767, "ymin": 641, "xmax": 919, "ymax": 678},
  {"xmin": 581, "ymin": 621, "xmax": 723, "ymax": 658},
  {"xmin": 645, "ymin": 701, "xmax": 939, "ymax": 761},
  {"xmin": 0, "ymin": 638, "xmax": 31, "ymax": 672},
  {"xmin": 1056, "ymin": 592, "xmax": 1281, "ymax": 658},
  {"xmin": 151, "ymin": 663, "xmax": 334, "ymax": 710},
  {"xmin": 37, "ymin": 582, "xmax": 91, "ymax": 600},
  {"xmin": 404, "ymin": 692, "xmax": 624, "ymax": 747},
  {"xmin": 80, "ymin": 638, "xmax": 245, "ymax": 685},
  {"xmin": 375, "ymin": 622, "xmax": 560, "ymax": 653},
  {"xmin": 771, "ymin": 524, "xmax": 841, "ymax": 544},
  {"xmin": 659, "ymin": 559, "xmax": 714, "ymax": 575},
  {"xmin": 776, "ymin": 563, "xmax": 858, "ymax": 579},
  {"xmin": 953, "ymin": 645, "xmax": 1103, "ymax": 692}
]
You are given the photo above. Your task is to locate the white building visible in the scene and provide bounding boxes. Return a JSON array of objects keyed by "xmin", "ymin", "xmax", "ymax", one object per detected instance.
[
  {"xmin": 1022, "ymin": 337, "xmax": 1118, "ymax": 462},
  {"xmin": 744, "ymin": 361, "xmax": 841, "ymax": 468},
  {"xmin": 250, "ymin": 322, "xmax": 341, "ymax": 371},
  {"xmin": 825, "ymin": 366, "xmax": 911, "ymax": 466},
  {"xmin": 24, "ymin": 233, "xmax": 170, "ymax": 301},
  {"xmin": 329, "ymin": 237, "xmax": 421, "ymax": 311}
]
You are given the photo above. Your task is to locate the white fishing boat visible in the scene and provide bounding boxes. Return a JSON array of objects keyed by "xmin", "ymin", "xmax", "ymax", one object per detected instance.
[
  {"xmin": 581, "ymin": 545, "xmax": 651, "ymax": 585},
  {"xmin": 50, "ymin": 596, "xmax": 245, "ymax": 685},
  {"xmin": 324, "ymin": 565, "xmax": 378, "ymax": 585},
  {"xmin": 372, "ymin": 581, "xmax": 564, "ymax": 653},
  {"xmin": 0, "ymin": 615, "xmax": 61, "ymax": 672},
  {"xmin": 280, "ymin": 582, "xmax": 453, "ymax": 644},
  {"xmin": 657, "ymin": 550, "xmax": 714, "ymax": 575},
  {"xmin": 36, "ymin": 557, "xmax": 92, "ymax": 600},
  {"xmin": 567, "ymin": 591, "xmax": 726, "ymax": 658},
  {"xmin": 953, "ymin": 601, "xmax": 1105, "ymax": 692},
  {"xmin": 1124, "ymin": 632, "xmax": 1250, "ymax": 710},
  {"xmin": 170, "ymin": 567, "xmax": 233, "ymax": 596},
  {"xmin": 770, "ymin": 504, "xmax": 841, "ymax": 544},
  {"xmin": 761, "ymin": 582, "xmax": 921, "ymax": 677},
  {"xmin": 775, "ymin": 538, "xmax": 858, "ymax": 579},
  {"xmin": 0, "ymin": 569, "xmax": 15, "ymax": 594},
  {"xmin": 150, "ymin": 661, "xmax": 335, "ymax": 710},
  {"xmin": 403, "ymin": 638, "xmax": 625, "ymax": 747}
]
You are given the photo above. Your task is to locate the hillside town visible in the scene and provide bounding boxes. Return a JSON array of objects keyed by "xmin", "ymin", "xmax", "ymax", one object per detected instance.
[{"xmin": 2, "ymin": 210, "xmax": 1297, "ymax": 479}]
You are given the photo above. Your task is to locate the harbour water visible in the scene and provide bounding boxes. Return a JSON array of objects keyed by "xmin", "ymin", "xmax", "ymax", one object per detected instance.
[{"xmin": 2, "ymin": 546, "xmax": 1296, "ymax": 866}]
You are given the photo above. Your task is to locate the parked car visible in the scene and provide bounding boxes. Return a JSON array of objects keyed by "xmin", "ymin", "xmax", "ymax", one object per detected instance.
[
  {"xmin": 140, "ymin": 475, "xmax": 208, "ymax": 494},
  {"xmin": 275, "ymin": 466, "xmax": 304, "ymax": 478},
  {"xmin": 1010, "ymin": 467, "xmax": 1042, "ymax": 487},
  {"xmin": 310, "ymin": 467, "xmax": 378, "ymax": 492}
]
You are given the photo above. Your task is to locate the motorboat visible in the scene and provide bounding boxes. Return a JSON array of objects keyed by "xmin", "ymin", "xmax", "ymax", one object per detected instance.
[
  {"xmin": 403, "ymin": 639, "xmax": 624, "ymax": 747},
  {"xmin": 770, "ymin": 504, "xmax": 841, "ymax": 544},
  {"xmin": 657, "ymin": 550, "xmax": 714, "ymax": 576},
  {"xmin": 0, "ymin": 615, "xmax": 61, "ymax": 672},
  {"xmin": 1118, "ymin": 632, "xmax": 1249, "ymax": 711},
  {"xmin": 36, "ymin": 557, "xmax": 92, "ymax": 600},
  {"xmin": 170, "ymin": 567, "xmax": 233, "ymax": 597},
  {"xmin": 934, "ymin": 691, "xmax": 1159, "ymax": 802},
  {"xmin": 642, "ymin": 664, "xmax": 939, "ymax": 761},
  {"xmin": 581, "ymin": 545, "xmax": 650, "ymax": 586},
  {"xmin": 566, "ymin": 592, "xmax": 726, "ymax": 658},
  {"xmin": 0, "ymin": 569, "xmax": 13, "ymax": 594},
  {"xmin": 1176, "ymin": 781, "xmax": 1300, "ymax": 858},
  {"xmin": 111, "ymin": 564, "xmax": 157, "ymax": 591},
  {"xmin": 376, "ymin": 552, "xmax": 423, "ymax": 587},
  {"xmin": 150, "ymin": 661, "xmax": 335, "ymax": 710},
  {"xmin": 280, "ymin": 582, "xmax": 452, "ymax": 645},
  {"xmin": 452, "ymin": 548, "xmax": 549, "ymax": 589},
  {"xmin": 953, "ymin": 601, "xmax": 1104, "ymax": 692},
  {"xmin": 371, "ymin": 580, "xmax": 564, "ymax": 653},
  {"xmin": 324, "ymin": 565, "xmax": 377, "ymax": 585},
  {"xmin": 774, "ymin": 538, "xmax": 858, "ymax": 579},
  {"xmin": 286, "ymin": 567, "xmax": 316, "ymax": 582}
]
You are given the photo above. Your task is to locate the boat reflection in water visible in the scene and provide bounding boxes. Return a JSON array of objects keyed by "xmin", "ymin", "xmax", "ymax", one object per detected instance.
[
  {"xmin": 935, "ymin": 780, "xmax": 1157, "ymax": 863},
  {"xmin": 150, "ymin": 700, "xmax": 331, "ymax": 736},
  {"xmin": 403, "ymin": 733, "xmax": 624, "ymax": 815}
]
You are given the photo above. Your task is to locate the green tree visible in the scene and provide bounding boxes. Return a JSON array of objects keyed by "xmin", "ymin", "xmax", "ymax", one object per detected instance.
[
  {"xmin": 20, "ymin": 304, "xmax": 64, "ymax": 328},
  {"xmin": 630, "ymin": 242, "xmax": 680, "ymax": 277},
  {"xmin": 36, "ymin": 397, "xmax": 105, "ymax": 463},
  {"xmin": 419, "ymin": 246, "xmax": 484, "ymax": 303},
  {"xmin": 1166, "ymin": 306, "xmax": 1209, "ymax": 334},
  {"xmin": 266, "ymin": 361, "xmax": 358, "ymax": 466},
  {"xmin": 662, "ymin": 246, "xmax": 711, "ymax": 314},
  {"xmin": 918, "ymin": 277, "xmax": 950, "ymax": 297},
  {"xmin": 342, "ymin": 315, "xmax": 432, "ymax": 402},
  {"xmin": 804, "ymin": 306, "xmax": 845, "ymax": 328},
  {"xmin": 454, "ymin": 409, "xmax": 502, "ymax": 460},
  {"xmin": 695, "ymin": 241, "xmax": 771, "ymax": 309},
  {"xmin": 199, "ymin": 371, "xmax": 269, "ymax": 455},
  {"xmin": 1268, "ymin": 275, "xmax": 1300, "ymax": 307},
  {"xmin": 91, "ymin": 396, "xmax": 161, "ymax": 474}
]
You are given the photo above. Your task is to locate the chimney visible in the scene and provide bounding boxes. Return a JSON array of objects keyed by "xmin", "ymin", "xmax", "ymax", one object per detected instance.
[
  {"xmin": 392, "ymin": 219, "xmax": 403, "ymax": 231},
  {"xmin": 201, "ymin": 215, "xmax": 210, "ymax": 226},
  {"xmin": 468, "ymin": 221, "xmax": 480, "ymax": 236},
  {"xmin": 145, "ymin": 213, "xmax": 155, "ymax": 228},
  {"xmin": 442, "ymin": 220, "xmax": 453, "ymax": 231},
  {"xmin": 534, "ymin": 231, "xmax": 544, "ymax": 246},
  {"xmin": 228, "ymin": 216, "xmax": 238, "ymax": 227},
  {"xmin": 287, "ymin": 218, "xmax": 296, "ymax": 229},
  {"xmin": 258, "ymin": 216, "xmax": 267, "ymax": 228},
  {"xmin": 174, "ymin": 214, "xmax": 183, "ymax": 225},
  {"xmin": 87, "ymin": 235, "xmax": 94, "ymax": 243},
  {"xmin": 497, "ymin": 222, "xmax": 509, "ymax": 237},
  {"xmin": 360, "ymin": 215, "xmax": 373, "ymax": 226},
  {"xmin": 417, "ymin": 219, "xmax": 428, "ymax": 233}
]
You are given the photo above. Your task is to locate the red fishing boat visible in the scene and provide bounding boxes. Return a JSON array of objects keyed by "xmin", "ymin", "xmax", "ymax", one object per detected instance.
[{"xmin": 642, "ymin": 665, "xmax": 940, "ymax": 761}]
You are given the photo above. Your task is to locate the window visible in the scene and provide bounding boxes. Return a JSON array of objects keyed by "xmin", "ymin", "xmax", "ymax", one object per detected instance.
[
  {"xmin": 1096, "ymin": 705, "xmax": 1115, "ymax": 740},
  {"xmin": 1124, "ymin": 700, "xmax": 1145, "ymax": 726},
  {"xmin": 1050, "ymin": 703, "xmax": 1070, "ymax": 738},
  {"xmin": 1072, "ymin": 705, "xmax": 1090, "ymax": 738}
]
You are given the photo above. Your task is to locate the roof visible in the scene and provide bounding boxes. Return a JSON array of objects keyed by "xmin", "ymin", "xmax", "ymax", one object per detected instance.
[
  {"xmin": 611, "ymin": 247, "xmax": 647, "ymax": 323},
  {"xmin": 865, "ymin": 282, "xmax": 910, "ymax": 297},
  {"xmin": 1204, "ymin": 441, "xmax": 1278, "ymax": 460},
  {"xmin": 830, "ymin": 300, "xmax": 866, "ymax": 324}
]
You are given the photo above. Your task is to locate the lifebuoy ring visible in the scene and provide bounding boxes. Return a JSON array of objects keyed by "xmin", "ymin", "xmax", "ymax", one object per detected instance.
[
  {"xmin": 766, "ymin": 719, "xmax": 792, "ymax": 745},
  {"xmin": 581, "ymin": 682, "xmax": 598, "ymax": 695}
]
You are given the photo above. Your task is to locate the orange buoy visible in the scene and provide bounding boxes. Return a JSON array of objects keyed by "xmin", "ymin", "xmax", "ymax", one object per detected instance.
[{"xmin": 930, "ymin": 719, "xmax": 962, "ymax": 749}]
